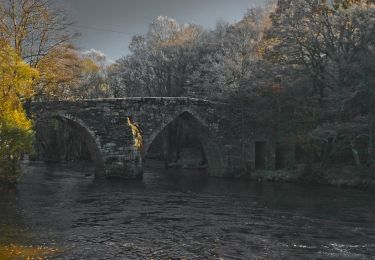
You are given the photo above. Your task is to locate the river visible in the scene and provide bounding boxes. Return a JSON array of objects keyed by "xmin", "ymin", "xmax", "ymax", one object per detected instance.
[{"xmin": 0, "ymin": 161, "xmax": 375, "ymax": 259}]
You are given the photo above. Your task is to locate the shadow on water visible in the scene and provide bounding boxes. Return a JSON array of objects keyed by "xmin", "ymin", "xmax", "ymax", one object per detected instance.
[
  {"xmin": 0, "ymin": 161, "xmax": 374, "ymax": 259},
  {"xmin": 0, "ymin": 180, "xmax": 60, "ymax": 259}
]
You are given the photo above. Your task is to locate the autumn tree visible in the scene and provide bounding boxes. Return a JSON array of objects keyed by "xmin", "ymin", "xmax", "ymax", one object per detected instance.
[
  {"xmin": 0, "ymin": 0, "xmax": 77, "ymax": 99},
  {"xmin": 35, "ymin": 44, "xmax": 86, "ymax": 100},
  {"xmin": 0, "ymin": 40, "xmax": 38, "ymax": 184},
  {"xmin": 72, "ymin": 49, "xmax": 110, "ymax": 99}
]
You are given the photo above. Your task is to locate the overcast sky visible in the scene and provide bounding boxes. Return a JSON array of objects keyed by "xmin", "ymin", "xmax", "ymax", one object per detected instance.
[{"xmin": 63, "ymin": 0, "xmax": 266, "ymax": 61}]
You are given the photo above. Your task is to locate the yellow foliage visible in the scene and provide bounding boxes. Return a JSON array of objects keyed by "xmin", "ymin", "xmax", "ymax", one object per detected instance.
[
  {"xmin": 81, "ymin": 58, "xmax": 100, "ymax": 74},
  {"xmin": 258, "ymin": 37, "xmax": 282, "ymax": 61},
  {"xmin": 0, "ymin": 39, "xmax": 38, "ymax": 182},
  {"xmin": 160, "ymin": 26, "xmax": 199, "ymax": 47},
  {"xmin": 36, "ymin": 45, "xmax": 83, "ymax": 99},
  {"xmin": 36, "ymin": 46, "xmax": 108, "ymax": 100},
  {"xmin": 127, "ymin": 117, "xmax": 143, "ymax": 151},
  {"xmin": 0, "ymin": 40, "xmax": 38, "ymax": 101}
]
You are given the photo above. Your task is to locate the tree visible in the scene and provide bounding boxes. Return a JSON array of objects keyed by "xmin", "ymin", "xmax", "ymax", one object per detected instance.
[
  {"xmin": 106, "ymin": 63, "xmax": 123, "ymax": 98},
  {"xmin": 71, "ymin": 49, "xmax": 110, "ymax": 99},
  {"xmin": 0, "ymin": 40, "xmax": 38, "ymax": 183},
  {"xmin": 36, "ymin": 44, "xmax": 83, "ymax": 100},
  {"xmin": 109, "ymin": 10, "xmax": 272, "ymax": 100},
  {"xmin": 262, "ymin": 0, "xmax": 375, "ymax": 170},
  {"xmin": 32, "ymin": 47, "xmax": 112, "ymax": 100},
  {"xmin": 186, "ymin": 6, "xmax": 273, "ymax": 99},
  {"xmin": 265, "ymin": 0, "xmax": 375, "ymax": 99},
  {"xmin": 0, "ymin": 0, "xmax": 76, "ymax": 99},
  {"xmin": 110, "ymin": 16, "xmax": 201, "ymax": 97},
  {"xmin": 0, "ymin": 0, "xmax": 72, "ymax": 65}
]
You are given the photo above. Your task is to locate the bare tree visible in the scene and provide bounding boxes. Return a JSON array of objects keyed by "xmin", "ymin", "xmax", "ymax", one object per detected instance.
[
  {"xmin": 0, "ymin": 0, "xmax": 79, "ymax": 99},
  {"xmin": 0, "ymin": 0, "xmax": 74, "ymax": 67}
]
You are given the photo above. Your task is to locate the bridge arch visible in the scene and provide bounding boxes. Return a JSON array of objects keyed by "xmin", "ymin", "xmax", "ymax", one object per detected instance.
[
  {"xmin": 144, "ymin": 109, "xmax": 225, "ymax": 176},
  {"xmin": 34, "ymin": 112, "xmax": 105, "ymax": 176}
]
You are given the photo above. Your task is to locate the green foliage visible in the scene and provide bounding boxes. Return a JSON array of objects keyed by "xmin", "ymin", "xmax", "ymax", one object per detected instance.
[{"xmin": 0, "ymin": 108, "xmax": 34, "ymax": 184}]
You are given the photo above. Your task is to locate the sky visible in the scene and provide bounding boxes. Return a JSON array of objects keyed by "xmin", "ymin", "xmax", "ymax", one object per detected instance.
[{"xmin": 63, "ymin": 0, "xmax": 266, "ymax": 62}]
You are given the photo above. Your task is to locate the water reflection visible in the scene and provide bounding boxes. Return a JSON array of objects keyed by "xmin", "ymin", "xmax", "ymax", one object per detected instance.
[
  {"xmin": 0, "ymin": 244, "xmax": 60, "ymax": 260},
  {"xmin": 0, "ymin": 162, "xmax": 374, "ymax": 259}
]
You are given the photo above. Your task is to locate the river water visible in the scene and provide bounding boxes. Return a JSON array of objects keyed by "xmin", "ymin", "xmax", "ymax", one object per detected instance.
[{"xmin": 1, "ymin": 162, "xmax": 375, "ymax": 259}]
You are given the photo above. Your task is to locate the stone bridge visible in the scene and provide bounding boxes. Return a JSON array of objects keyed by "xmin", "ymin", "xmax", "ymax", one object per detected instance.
[{"xmin": 30, "ymin": 97, "xmax": 296, "ymax": 178}]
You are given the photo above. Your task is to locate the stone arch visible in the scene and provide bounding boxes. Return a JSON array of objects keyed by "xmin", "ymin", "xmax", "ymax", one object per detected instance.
[
  {"xmin": 34, "ymin": 112, "xmax": 105, "ymax": 176},
  {"xmin": 144, "ymin": 109, "xmax": 226, "ymax": 176}
]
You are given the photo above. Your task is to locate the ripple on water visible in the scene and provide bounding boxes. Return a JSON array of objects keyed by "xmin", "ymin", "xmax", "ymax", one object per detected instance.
[
  {"xmin": 0, "ymin": 162, "xmax": 374, "ymax": 259},
  {"xmin": 0, "ymin": 244, "xmax": 61, "ymax": 259}
]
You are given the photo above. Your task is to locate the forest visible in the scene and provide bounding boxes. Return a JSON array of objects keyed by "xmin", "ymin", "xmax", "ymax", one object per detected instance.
[{"xmin": 1, "ymin": 0, "xmax": 375, "ymax": 184}]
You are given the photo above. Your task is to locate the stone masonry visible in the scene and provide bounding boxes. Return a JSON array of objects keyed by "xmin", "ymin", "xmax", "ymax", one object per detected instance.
[{"xmin": 30, "ymin": 97, "xmax": 296, "ymax": 178}]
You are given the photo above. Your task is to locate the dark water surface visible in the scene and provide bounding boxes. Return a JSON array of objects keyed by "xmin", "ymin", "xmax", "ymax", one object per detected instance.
[{"xmin": 1, "ymin": 162, "xmax": 375, "ymax": 259}]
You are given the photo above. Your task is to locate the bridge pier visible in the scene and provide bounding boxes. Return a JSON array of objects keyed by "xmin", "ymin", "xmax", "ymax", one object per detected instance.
[
  {"xmin": 101, "ymin": 146, "xmax": 143, "ymax": 179},
  {"xmin": 103, "ymin": 160, "xmax": 143, "ymax": 179}
]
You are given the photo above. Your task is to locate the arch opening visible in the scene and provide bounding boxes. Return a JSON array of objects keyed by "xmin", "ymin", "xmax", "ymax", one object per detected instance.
[
  {"xmin": 32, "ymin": 114, "xmax": 104, "ymax": 176},
  {"xmin": 144, "ymin": 111, "xmax": 225, "ymax": 176}
]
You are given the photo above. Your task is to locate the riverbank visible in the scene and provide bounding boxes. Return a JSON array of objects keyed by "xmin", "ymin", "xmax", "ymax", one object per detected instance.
[
  {"xmin": 148, "ymin": 159, "xmax": 375, "ymax": 188},
  {"xmin": 320, "ymin": 165, "xmax": 375, "ymax": 188},
  {"xmin": 248, "ymin": 164, "xmax": 375, "ymax": 188}
]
